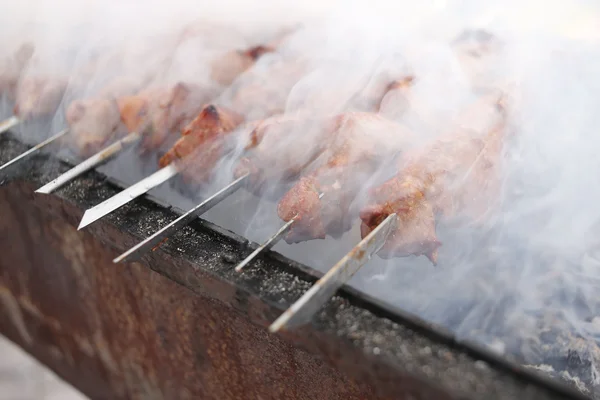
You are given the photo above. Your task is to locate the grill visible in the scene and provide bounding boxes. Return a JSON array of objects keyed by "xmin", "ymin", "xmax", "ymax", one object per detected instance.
[{"xmin": 0, "ymin": 129, "xmax": 590, "ymax": 400}]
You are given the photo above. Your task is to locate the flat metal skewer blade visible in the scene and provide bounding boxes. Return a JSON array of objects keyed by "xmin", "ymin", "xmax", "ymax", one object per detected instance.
[
  {"xmin": 269, "ymin": 213, "xmax": 398, "ymax": 333},
  {"xmin": 235, "ymin": 219, "xmax": 295, "ymax": 272},
  {"xmin": 235, "ymin": 193, "xmax": 324, "ymax": 273},
  {"xmin": 36, "ymin": 132, "xmax": 142, "ymax": 194},
  {"xmin": 0, "ymin": 129, "xmax": 69, "ymax": 172},
  {"xmin": 113, "ymin": 174, "xmax": 248, "ymax": 263},
  {"xmin": 0, "ymin": 116, "xmax": 20, "ymax": 135},
  {"xmin": 77, "ymin": 163, "xmax": 179, "ymax": 230}
]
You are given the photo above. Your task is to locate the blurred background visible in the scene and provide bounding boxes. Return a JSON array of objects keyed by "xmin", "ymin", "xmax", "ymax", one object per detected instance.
[{"xmin": 0, "ymin": 336, "xmax": 86, "ymax": 400}]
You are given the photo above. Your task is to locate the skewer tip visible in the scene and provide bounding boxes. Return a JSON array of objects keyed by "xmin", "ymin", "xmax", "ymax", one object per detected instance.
[{"xmin": 77, "ymin": 211, "xmax": 95, "ymax": 230}]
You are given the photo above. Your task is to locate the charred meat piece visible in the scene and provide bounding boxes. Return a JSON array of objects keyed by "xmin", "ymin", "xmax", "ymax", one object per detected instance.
[
  {"xmin": 159, "ymin": 104, "xmax": 244, "ymax": 184},
  {"xmin": 117, "ymin": 82, "xmax": 215, "ymax": 151},
  {"xmin": 359, "ymin": 94, "xmax": 507, "ymax": 265},
  {"xmin": 65, "ymin": 98, "xmax": 122, "ymax": 158},
  {"xmin": 13, "ymin": 77, "xmax": 67, "ymax": 119},
  {"xmin": 277, "ymin": 113, "xmax": 415, "ymax": 243}
]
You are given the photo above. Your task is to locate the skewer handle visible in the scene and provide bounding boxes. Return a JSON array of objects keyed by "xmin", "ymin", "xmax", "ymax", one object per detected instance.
[
  {"xmin": 113, "ymin": 174, "xmax": 249, "ymax": 263},
  {"xmin": 77, "ymin": 163, "xmax": 179, "ymax": 230},
  {"xmin": 0, "ymin": 116, "xmax": 20, "ymax": 135},
  {"xmin": 235, "ymin": 218, "xmax": 296, "ymax": 272},
  {"xmin": 269, "ymin": 213, "xmax": 398, "ymax": 333},
  {"xmin": 235, "ymin": 193, "xmax": 325, "ymax": 272},
  {"xmin": 0, "ymin": 129, "xmax": 69, "ymax": 172},
  {"xmin": 36, "ymin": 131, "xmax": 142, "ymax": 194}
]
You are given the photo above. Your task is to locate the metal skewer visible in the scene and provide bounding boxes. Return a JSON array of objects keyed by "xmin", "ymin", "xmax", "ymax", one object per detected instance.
[
  {"xmin": 0, "ymin": 129, "xmax": 69, "ymax": 172},
  {"xmin": 235, "ymin": 192, "xmax": 325, "ymax": 273},
  {"xmin": 113, "ymin": 173, "xmax": 249, "ymax": 263},
  {"xmin": 36, "ymin": 131, "xmax": 142, "ymax": 194},
  {"xmin": 269, "ymin": 213, "xmax": 398, "ymax": 333},
  {"xmin": 0, "ymin": 116, "xmax": 20, "ymax": 135},
  {"xmin": 77, "ymin": 163, "xmax": 179, "ymax": 230}
]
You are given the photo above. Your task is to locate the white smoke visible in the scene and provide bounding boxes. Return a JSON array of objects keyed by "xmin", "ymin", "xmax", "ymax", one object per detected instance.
[{"xmin": 3, "ymin": 0, "xmax": 600, "ymax": 395}]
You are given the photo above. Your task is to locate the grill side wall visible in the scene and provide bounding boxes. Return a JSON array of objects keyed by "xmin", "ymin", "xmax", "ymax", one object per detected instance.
[{"xmin": 0, "ymin": 180, "xmax": 386, "ymax": 400}]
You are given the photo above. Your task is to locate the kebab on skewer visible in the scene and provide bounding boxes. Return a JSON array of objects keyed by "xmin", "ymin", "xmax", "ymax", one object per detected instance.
[
  {"xmin": 359, "ymin": 92, "xmax": 508, "ymax": 265},
  {"xmin": 156, "ymin": 51, "xmax": 311, "ymax": 189},
  {"xmin": 65, "ymin": 33, "xmax": 287, "ymax": 159},
  {"xmin": 231, "ymin": 69, "xmax": 416, "ymax": 193},
  {"xmin": 0, "ymin": 43, "xmax": 35, "ymax": 101},
  {"xmin": 276, "ymin": 112, "xmax": 415, "ymax": 243},
  {"xmin": 12, "ymin": 77, "xmax": 69, "ymax": 120}
]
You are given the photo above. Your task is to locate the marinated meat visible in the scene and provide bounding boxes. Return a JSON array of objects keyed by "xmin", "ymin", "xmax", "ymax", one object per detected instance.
[
  {"xmin": 233, "ymin": 113, "xmax": 336, "ymax": 195},
  {"xmin": 210, "ymin": 45, "xmax": 276, "ymax": 87},
  {"xmin": 117, "ymin": 82, "xmax": 216, "ymax": 151},
  {"xmin": 276, "ymin": 112, "xmax": 415, "ymax": 243},
  {"xmin": 0, "ymin": 43, "xmax": 35, "ymax": 100},
  {"xmin": 225, "ymin": 57, "xmax": 308, "ymax": 120},
  {"xmin": 64, "ymin": 78, "xmax": 146, "ymax": 157},
  {"xmin": 210, "ymin": 27, "xmax": 297, "ymax": 86},
  {"xmin": 359, "ymin": 94, "xmax": 508, "ymax": 264},
  {"xmin": 159, "ymin": 104, "xmax": 244, "ymax": 184},
  {"xmin": 65, "ymin": 97, "xmax": 122, "ymax": 157},
  {"xmin": 13, "ymin": 77, "xmax": 67, "ymax": 119}
]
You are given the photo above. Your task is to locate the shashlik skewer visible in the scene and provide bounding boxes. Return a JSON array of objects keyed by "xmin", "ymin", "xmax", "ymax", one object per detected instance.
[
  {"xmin": 269, "ymin": 93, "xmax": 508, "ymax": 332},
  {"xmin": 275, "ymin": 112, "xmax": 415, "ymax": 243},
  {"xmin": 269, "ymin": 213, "xmax": 398, "ymax": 333},
  {"xmin": 359, "ymin": 93, "xmax": 508, "ymax": 265},
  {"xmin": 0, "ymin": 129, "xmax": 69, "ymax": 172},
  {"xmin": 0, "ymin": 74, "xmax": 71, "ymax": 168},
  {"xmin": 113, "ymin": 173, "xmax": 249, "ymax": 263},
  {"xmin": 233, "ymin": 110, "xmax": 415, "ymax": 271},
  {"xmin": 77, "ymin": 104, "xmax": 245, "ymax": 230},
  {"xmin": 76, "ymin": 53, "xmax": 307, "ymax": 230},
  {"xmin": 31, "ymin": 32, "xmax": 286, "ymax": 195},
  {"xmin": 35, "ymin": 131, "xmax": 142, "ymax": 194},
  {"xmin": 235, "ymin": 192, "xmax": 325, "ymax": 273},
  {"xmin": 114, "ymin": 75, "xmax": 413, "ymax": 260},
  {"xmin": 0, "ymin": 116, "xmax": 20, "ymax": 135}
]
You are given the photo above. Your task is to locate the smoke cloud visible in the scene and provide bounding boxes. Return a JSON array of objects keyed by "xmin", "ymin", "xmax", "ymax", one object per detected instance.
[{"xmin": 2, "ymin": 0, "xmax": 600, "ymax": 395}]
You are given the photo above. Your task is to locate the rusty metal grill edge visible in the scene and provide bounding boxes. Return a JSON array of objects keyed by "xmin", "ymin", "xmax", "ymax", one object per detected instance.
[{"xmin": 0, "ymin": 132, "xmax": 590, "ymax": 400}]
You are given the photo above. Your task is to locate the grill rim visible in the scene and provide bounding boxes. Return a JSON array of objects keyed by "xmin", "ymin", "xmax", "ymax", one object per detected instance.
[{"xmin": 0, "ymin": 130, "xmax": 591, "ymax": 400}]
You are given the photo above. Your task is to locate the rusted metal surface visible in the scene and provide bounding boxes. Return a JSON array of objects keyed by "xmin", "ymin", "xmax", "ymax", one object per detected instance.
[
  {"xmin": 0, "ymin": 181, "xmax": 382, "ymax": 400},
  {"xmin": 0, "ymin": 134, "xmax": 590, "ymax": 400}
]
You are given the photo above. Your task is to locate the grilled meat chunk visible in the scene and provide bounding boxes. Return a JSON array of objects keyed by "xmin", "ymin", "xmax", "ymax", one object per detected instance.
[
  {"xmin": 65, "ymin": 97, "xmax": 122, "ymax": 157},
  {"xmin": 225, "ymin": 57, "xmax": 308, "ymax": 120},
  {"xmin": 276, "ymin": 112, "xmax": 415, "ymax": 243},
  {"xmin": 65, "ymin": 78, "xmax": 145, "ymax": 157},
  {"xmin": 13, "ymin": 77, "xmax": 67, "ymax": 119},
  {"xmin": 117, "ymin": 82, "xmax": 216, "ymax": 151},
  {"xmin": 210, "ymin": 45, "xmax": 276, "ymax": 87},
  {"xmin": 159, "ymin": 104, "xmax": 244, "ymax": 185},
  {"xmin": 233, "ymin": 113, "xmax": 336, "ymax": 195},
  {"xmin": 359, "ymin": 94, "xmax": 507, "ymax": 264},
  {"xmin": 0, "ymin": 43, "xmax": 35, "ymax": 100},
  {"xmin": 210, "ymin": 27, "xmax": 297, "ymax": 86}
]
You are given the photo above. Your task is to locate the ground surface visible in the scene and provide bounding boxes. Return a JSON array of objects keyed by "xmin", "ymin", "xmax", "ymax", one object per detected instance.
[{"xmin": 0, "ymin": 335, "xmax": 87, "ymax": 400}]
